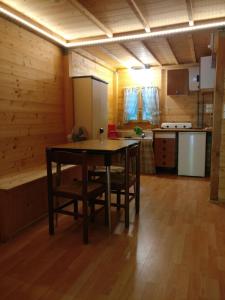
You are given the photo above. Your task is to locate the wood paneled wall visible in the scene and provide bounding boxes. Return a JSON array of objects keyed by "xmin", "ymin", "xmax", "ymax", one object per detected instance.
[
  {"xmin": 210, "ymin": 31, "xmax": 225, "ymax": 201},
  {"xmin": 116, "ymin": 68, "xmax": 199, "ymax": 128},
  {"xmin": 218, "ymin": 74, "xmax": 225, "ymax": 200},
  {"xmin": 160, "ymin": 70, "xmax": 198, "ymax": 127},
  {"xmin": 0, "ymin": 17, "xmax": 66, "ymax": 177},
  {"xmin": 69, "ymin": 51, "xmax": 115, "ymax": 127}
]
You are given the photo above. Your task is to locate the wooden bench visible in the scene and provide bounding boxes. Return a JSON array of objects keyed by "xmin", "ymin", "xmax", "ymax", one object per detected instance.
[{"xmin": 0, "ymin": 164, "xmax": 78, "ymax": 242}]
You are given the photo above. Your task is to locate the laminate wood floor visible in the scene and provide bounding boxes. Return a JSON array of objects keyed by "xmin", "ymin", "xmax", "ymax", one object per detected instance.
[{"xmin": 1, "ymin": 175, "xmax": 225, "ymax": 300}]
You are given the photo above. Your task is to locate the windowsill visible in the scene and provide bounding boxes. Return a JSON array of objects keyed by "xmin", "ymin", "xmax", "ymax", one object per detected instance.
[
  {"xmin": 124, "ymin": 120, "xmax": 150, "ymax": 123},
  {"xmin": 118, "ymin": 122, "xmax": 159, "ymax": 130},
  {"xmin": 116, "ymin": 129, "xmax": 153, "ymax": 139}
]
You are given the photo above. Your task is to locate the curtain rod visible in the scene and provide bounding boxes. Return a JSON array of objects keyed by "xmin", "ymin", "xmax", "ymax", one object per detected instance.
[{"xmin": 123, "ymin": 86, "xmax": 158, "ymax": 89}]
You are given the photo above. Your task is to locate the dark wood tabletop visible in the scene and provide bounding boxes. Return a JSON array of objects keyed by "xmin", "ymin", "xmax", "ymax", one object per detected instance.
[
  {"xmin": 47, "ymin": 139, "xmax": 141, "ymax": 231},
  {"xmin": 48, "ymin": 139, "xmax": 138, "ymax": 153}
]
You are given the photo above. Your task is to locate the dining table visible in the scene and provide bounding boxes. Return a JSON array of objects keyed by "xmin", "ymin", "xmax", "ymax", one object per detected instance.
[{"xmin": 47, "ymin": 139, "xmax": 140, "ymax": 231}]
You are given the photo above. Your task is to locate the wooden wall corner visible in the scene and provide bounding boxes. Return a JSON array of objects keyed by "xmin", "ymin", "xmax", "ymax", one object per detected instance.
[
  {"xmin": 63, "ymin": 51, "xmax": 74, "ymax": 136},
  {"xmin": 210, "ymin": 31, "xmax": 225, "ymax": 201}
]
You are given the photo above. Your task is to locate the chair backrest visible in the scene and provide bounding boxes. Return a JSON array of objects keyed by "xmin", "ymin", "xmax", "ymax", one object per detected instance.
[
  {"xmin": 126, "ymin": 142, "xmax": 140, "ymax": 177},
  {"xmin": 46, "ymin": 149, "xmax": 88, "ymax": 194}
]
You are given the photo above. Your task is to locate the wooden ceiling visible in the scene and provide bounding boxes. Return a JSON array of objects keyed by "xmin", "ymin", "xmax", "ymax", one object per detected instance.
[{"xmin": 1, "ymin": 0, "xmax": 225, "ymax": 68}]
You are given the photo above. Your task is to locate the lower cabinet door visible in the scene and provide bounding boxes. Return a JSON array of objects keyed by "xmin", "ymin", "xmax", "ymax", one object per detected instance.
[{"xmin": 154, "ymin": 138, "xmax": 176, "ymax": 167}]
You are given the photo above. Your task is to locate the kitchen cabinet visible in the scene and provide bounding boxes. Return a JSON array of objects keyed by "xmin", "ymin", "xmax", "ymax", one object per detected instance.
[
  {"xmin": 73, "ymin": 76, "xmax": 108, "ymax": 139},
  {"xmin": 167, "ymin": 69, "xmax": 189, "ymax": 95},
  {"xmin": 154, "ymin": 133, "xmax": 177, "ymax": 168}
]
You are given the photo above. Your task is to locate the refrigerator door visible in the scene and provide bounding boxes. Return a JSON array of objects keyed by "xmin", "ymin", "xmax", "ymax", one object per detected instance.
[{"xmin": 178, "ymin": 132, "xmax": 206, "ymax": 177}]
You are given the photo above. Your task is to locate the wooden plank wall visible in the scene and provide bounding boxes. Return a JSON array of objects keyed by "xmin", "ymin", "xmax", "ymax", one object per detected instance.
[
  {"xmin": 160, "ymin": 70, "xmax": 198, "ymax": 127},
  {"xmin": 218, "ymin": 71, "xmax": 225, "ymax": 200},
  {"xmin": 210, "ymin": 32, "xmax": 225, "ymax": 201},
  {"xmin": 116, "ymin": 68, "xmax": 199, "ymax": 128},
  {"xmin": 69, "ymin": 51, "xmax": 115, "ymax": 126},
  {"xmin": 63, "ymin": 52, "xmax": 74, "ymax": 136},
  {"xmin": 0, "ymin": 17, "xmax": 66, "ymax": 177}
]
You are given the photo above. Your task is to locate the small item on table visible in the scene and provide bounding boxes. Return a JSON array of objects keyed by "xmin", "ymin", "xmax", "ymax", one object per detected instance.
[{"xmin": 99, "ymin": 128, "xmax": 104, "ymax": 143}]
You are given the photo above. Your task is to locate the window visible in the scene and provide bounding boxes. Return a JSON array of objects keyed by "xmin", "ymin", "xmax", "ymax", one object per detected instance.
[
  {"xmin": 124, "ymin": 87, "xmax": 160, "ymax": 125},
  {"xmin": 124, "ymin": 88, "xmax": 139, "ymax": 122}
]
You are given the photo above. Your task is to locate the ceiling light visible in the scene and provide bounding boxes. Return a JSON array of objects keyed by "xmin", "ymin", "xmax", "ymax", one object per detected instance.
[
  {"xmin": 0, "ymin": 6, "xmax": 66, "ymax": 47},
  {"xmin": 107, "ymin": 33, "xmax": 113, "ymax": 38},
  {"xmin": 189, "ymin": 20, "xmax": 194, "ymax": 26},
  {"xmin": 145, "ymin": 27, "xmax": 151, "ymax": 33},
  {"xmin": 131, "ymin": 66, "xmax": 144, "ymax": 70}
]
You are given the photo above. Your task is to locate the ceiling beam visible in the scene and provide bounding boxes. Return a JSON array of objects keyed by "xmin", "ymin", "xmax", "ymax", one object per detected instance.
[
  {"xmin": 165, "ymin": 38, "xmax": 179, "ymax": 64},
  {"xmin": 187, "ymin": 34, "xmax": 196, "ymax": 62},
  {"xmin": 142, "ymin": 41, "xmax": 162, "ymax": 66},
  {"xmin": 68, "ymin": 0, "xmax": 113, "ymax": 38},
  {"xmin": 160, "ymin": 62, "xmax": 199, "ymax": 70},
  {"xmin": 72, "ymin": 48, "xmax": 116, "ymax": 72},
  {"xmin": 120, "ymin": 43, "xmax": 145, "ymax": 66},
  {"xmin": 127, "ymin": 0, "xmax": 150, "ymax": 33},
  {"xmin": 185, "ymin": 0, "xmax": 194, "ymax": 26},
  {"xmin": 99, "ymin": 46, "xmax": 128, "ymax": 68},
  {"xmin": 116, "ymin": 63, "xmax": 199, "ymax": 71}
]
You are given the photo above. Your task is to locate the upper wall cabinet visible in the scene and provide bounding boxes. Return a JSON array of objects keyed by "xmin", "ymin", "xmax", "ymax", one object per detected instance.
[{"xmin": 167, "ymin": 69, "xmax": 189, "ymax": 95}]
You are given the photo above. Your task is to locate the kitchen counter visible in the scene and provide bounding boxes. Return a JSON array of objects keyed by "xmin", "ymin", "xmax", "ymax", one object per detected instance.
[
  {"xmin": 152, "ymin": 127, "xmax": 212, "ymax": 176},
  {"xmin": 111, "ymin": 137, "xmax": 155, "ymax": 174},
  {"xmin": 152, "ymin": 128, "xmax": 212, "ymax": 133},
  {"xmin": 116, "ymin": 137, "xmax": 152, "ymax": 140}
]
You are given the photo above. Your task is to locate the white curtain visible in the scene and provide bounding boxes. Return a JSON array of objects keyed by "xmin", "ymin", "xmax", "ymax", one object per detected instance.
[
  {"xmin": 124, "ymin": 88, "xmax": 139, "ymax": 123},
  {"xmin": 142, "ymin": 87, "xmax": 160, "ymax": 125}
]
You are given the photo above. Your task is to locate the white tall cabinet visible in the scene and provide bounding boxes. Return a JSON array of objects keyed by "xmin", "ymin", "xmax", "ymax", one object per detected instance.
[{"xmin": 73, "ymin": 76, "xmax": 108, "ymax": 139}]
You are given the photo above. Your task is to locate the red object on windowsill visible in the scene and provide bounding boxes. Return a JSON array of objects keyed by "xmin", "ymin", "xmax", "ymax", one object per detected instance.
[{"xmin": 108, "ymin": 124, "xmax": 119, "ymax": 138}]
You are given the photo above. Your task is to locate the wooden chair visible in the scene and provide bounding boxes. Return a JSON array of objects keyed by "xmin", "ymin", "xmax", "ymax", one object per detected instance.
[
  {"xmin": 46, "ymin": 149, "xmax": 106, "ymax": 244},
  {"xmin": 94, "ymin": 143, "xmax": 140, "ymax": 228}
]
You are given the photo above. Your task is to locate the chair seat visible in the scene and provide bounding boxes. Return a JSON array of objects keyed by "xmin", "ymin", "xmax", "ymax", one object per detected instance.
[
  {"xmin": 90, "ymin": 165, "xmax": 124, "ymax": 174},
  {"xmin": 97, "ymin": 173, "xmax": 136, "ymax": 190},
  {"xmin": 55, "ymin": 180, "xmax": 104, "ymax": 198}
]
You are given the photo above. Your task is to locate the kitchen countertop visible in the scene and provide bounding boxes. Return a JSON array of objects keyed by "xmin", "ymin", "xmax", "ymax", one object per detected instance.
[
  {"xmin": 110, "ymin": 137, "xmax": 155, "ymax": 174},
  {"xmin": 115, "ymin": 137, "xmax": 153, "ymax": 140},
  {"xmin": 152, "ymin": 128, "xmax": 212, "ymax": 133}
]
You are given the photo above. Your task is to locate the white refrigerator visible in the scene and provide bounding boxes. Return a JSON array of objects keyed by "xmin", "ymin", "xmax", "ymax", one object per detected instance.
[{"xmin": 178, "ymin": 132, "xmax": 206, "ymax": 177}]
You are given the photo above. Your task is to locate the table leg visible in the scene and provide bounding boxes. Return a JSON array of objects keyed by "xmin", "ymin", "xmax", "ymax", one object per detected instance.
[
  {"xmin": 106, "ymin": 165, "xmax": 111, "ymax": 232},
  {"xmin": 136, "ymin": 142, "xmax": 141, "ymax": 214},
  {"xmin": 125, "ymin": 147, "xmax": 129, "ymax": 228}
]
